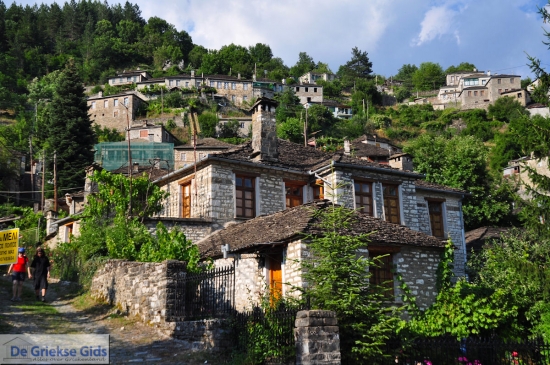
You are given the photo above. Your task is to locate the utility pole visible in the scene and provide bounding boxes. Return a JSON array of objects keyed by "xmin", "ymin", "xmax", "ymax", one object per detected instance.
[
  {"xmin": 161, "ymin": 87, "xmax": 164, "ymax": 119},
  {"xmin": 41, "ymin": 151, "xmax": 46, "ymax": 211},
  {"xmin": 121, "ymin": 103, "xmax": 132, "ymax": 215},
  {"xmin": 53, "ymin": 150, "xmax": 57, "ymax": 211},
  {"xmin": 304, "ymin": 105, "xmax": 308, "ymax": 147}
]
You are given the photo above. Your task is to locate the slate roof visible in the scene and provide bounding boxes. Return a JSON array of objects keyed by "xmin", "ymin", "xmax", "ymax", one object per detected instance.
[
  {"xmin": 465, "ymin": 226, "xmax": 511, "ymax": 250},
  {"xmin": 414, "ymin": 180, "xmax": 467, "ymax": 195},
  {"xmin": 174, "ymin": 138, "xmax": 235, "ymax": 150},
  {"xmin": 214, "ymin": 138, "xmax": 405, "ymax": 173},
  {"xmin": 196, "ymin": 200, "xmax": 446, "ymax": 259},
  {"xmin": 110, "ymin": 165, "xmax": 169, "ymax": 181},
  {"xmin": 350, "ymin": 141, "xmax": 391, "ymax": 158}
]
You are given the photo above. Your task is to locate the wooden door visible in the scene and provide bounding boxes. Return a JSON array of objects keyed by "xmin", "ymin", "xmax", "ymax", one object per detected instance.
[
  {"xmin": 181, "ymin": 182, "xmax": 191, "ymax": 218},
  {"xmin": 268, "ymin": 253, "xmax": 283, "ymax": 303}
]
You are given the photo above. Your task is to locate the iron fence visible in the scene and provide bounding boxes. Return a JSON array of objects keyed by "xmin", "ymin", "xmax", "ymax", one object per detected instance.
[
  {"xmin": 172, "ymin": 265, "xmax": 235, "ymax": 320},
  {"xmin": 379, "ymin": 336, "xmax": 550, "ymax": 365},
  {"xmin": 232, "ymin": 304, "xmax": 305, "ymax": 365}
]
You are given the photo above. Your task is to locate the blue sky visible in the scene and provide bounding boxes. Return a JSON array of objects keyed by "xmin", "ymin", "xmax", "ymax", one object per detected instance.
[{"xmin": 15, "ymin": 0, "xmax": 550, "ymax": 79}]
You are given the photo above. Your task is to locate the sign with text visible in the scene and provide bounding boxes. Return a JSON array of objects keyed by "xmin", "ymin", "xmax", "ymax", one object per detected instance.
[
  {"xmin": 0, "ymin": 334, "xmax": 109, "ymax": 364},
  {"xmin": 0, "ymin": 228, "xmax": 18, "ymax": 265}
]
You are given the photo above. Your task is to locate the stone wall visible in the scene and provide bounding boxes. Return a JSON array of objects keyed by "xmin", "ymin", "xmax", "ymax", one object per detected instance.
[
  {"xmin": 295, "ymin": 310, "xmax": 341, "ymax": 365},
  {"xmin": 90, "ymin": 260, "xmax": 185, "ymax": 331},
  {"xmin": 143, "ymin": 218, "xmax": 221, "ymax": 244},
  {"xmin": 88, "ymin": 94, "xmax": 145, "ymax": 132},
  {"xmin": 393, "ymin": 246, "xmax": 441, "ymax": 310},
  {"xmin": 90, "ymin": 260, "xmax": 234, "ymax": 352}
]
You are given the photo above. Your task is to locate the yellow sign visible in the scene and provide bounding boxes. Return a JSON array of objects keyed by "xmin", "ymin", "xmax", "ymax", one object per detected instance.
[{"xmin": 0, "ymin": 228, "xmax": 19, "ymax": 265}]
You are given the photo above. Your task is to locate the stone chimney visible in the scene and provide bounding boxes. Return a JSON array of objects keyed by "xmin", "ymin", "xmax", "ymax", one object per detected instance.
[
  {"xmin": 237, "ymin": 73, "xmax": 241, "ymax": 80},
  {"xmin": 389, "ymin": 153, "xmax": 414, "ymax": 172},
  {"xmin": 344, "ymin": 140, "xmax": 351, "ymax": 155},
  {"xmin": 249, "ymin": 97, "xmax": 279, "ymax": 162}
]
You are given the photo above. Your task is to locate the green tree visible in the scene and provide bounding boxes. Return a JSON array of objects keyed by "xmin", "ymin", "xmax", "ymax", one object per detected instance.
[
  {"xmin": 445, "ymin": 62, "xmax": 477, "ymax": 74},
  {"xmin": 289, "ymin": 52, "xmax": 315, "ymax": 79},
  {"xmin": 393, "ymin": 63, "xmax": 418, "ymax": 86},
  {"xmin": 301, "ymin": 204, "xmax": 402, "ymax": 363},
  {"xmin": 276, "ymin": 117, "xmax": 303, "ymax": 143},
  {"xmin": 412, "ymin": 62, "xmax": 445, "ymax": 91},
  {"xmin": 248, "ymin": 43, "xmax": 272, "ymax": 65},
  {"xmin": 198, "ymin": 111, "xmax": 218, "ymax": 138},
  {"xmin": 188, "ymin": 45, "xmax": 207, "ymax": 69},
  {"xmin": 274, "ymin": 88, "xmax": 302, "ymax": 123},
  {"xmin": 405, "ymin": 134, "xmax": 513, "ymax": 229},
  {"xmin": 43, "ymin": 59, "xmax": 96, "ymax": 191},
  {"xmin": 338, "ymin": 47, "xmax": 373, "ymax": 83},
  {"xmin": 487, "ymin": 96, "xmax": 529, "ymax": 123},
  {"xmin": 218, "ymin": 119, "xmax": 240, "ymax": 138}
]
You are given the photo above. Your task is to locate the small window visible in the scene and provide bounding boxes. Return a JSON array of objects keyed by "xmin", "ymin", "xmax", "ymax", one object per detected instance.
[
  {"xmin": 295, "ymin": 87, "xmax": 299, "ymax": 92},
  {"xmin": 176, "ymin": 80, "xmax": 180, "ymax": 86},
  {"xmin": 428, "ymin": 201, "xmax": 444, "ymax": 238},
  {"xmin": 243, "ymin": 95, "xmax": 248, "ymax": 102},
  {"xmin": 312, "ymin": 180, "xmax": 324, "ymax": 200},
  {"xmin": 240, "ymin": 122, "xmax": 245, "ymax": 128},
  {"xmin": 314, "ymin": 88, "xmax": 317, "ymax": 92},
  {"xmin": 114, "ymin": 99, "xmax": 119, "ymax": 107},
  {"xmin": 169, "ymin": 80, "xmax": 174, "ymax": 86},
  {"xmin": 113, "ymin": 110, "xmax": 118, "ymax": 117},
  {"xmin": 104, "ymin": 100, "xmax": 108, "ymax": 108},
  {"xmin": 236, "ymin": 175, "xmax": 255, "ymax": 218},
  {"xmin": 474, "ymin": 91, "xmax": 478, "ymax": 96},
  {"xmin": 124, "ymin": 97, "xmax": 129, "ymax": 106},
  {"xmin": 467, "ymin": 91, "xmax": 471, "ymax": 96},
  {"xmin": 91, "ymin": 101, "xmax": 96, "ymax": 109},
  {"xmin": 383, "ymin": 184, "xmax": 400, "ymax": 224},
  {"xmin": 480, "ymin": 90, "xmax": 484, "ymax": 96},
  {"xmin": 305, "ymin": 87, "xmax": 309, "ymax": 92},
  {"xmin": 510, "ymin": 78, "xmax": 514, "ymax": 83},
  {"xmin": 180, "ymin": 153, "xmax": 186, "ymax": 161},
  {"xmin": 217, "ymin": 81, "xmax": 222, "ymax": 88},
  {"xmin": 232, "ymin": 82, "xmax": 236, "ymax": 90},
  {"xmin": 232, "ymin": 95, "xmax": 236, "ymax": 103},
  {"xmin": 285, "ymin": 183, "xmax": 304, "ymax": 208},
  {"xmin": 140, "ymin": 130, "xmax": 148, "ymax": 138},
  {"xmin": 224, "ymin": 82, "xmax": 229, "ymax": 89},
  {"xmin": 517, "ymin": 93, "xmax": 522, "ymax": 98},
  {"xmin": 127, "ymin": 77, "xmax": 131, "ymax": 82},
  {"xmin": 181, "ymin": 182, "xmax": 191, "ymax": 218},
  {"xmin": 307, "ymin": 97, "xmax": 311, "ymax": 102},
  {"xmin": 244, "ymin": 83, "xmax": 248, "ymax": 90},
  {"xmin": 369, "ymin": 252, "xmax": 394, "ymax": 298},
  {"xmin": 210, "ymin": 81, "xmax": 214, "ymax": 87},
  {"xmin": 498, "ymin": 79, "xmax": 501, "ymax": 84},
  {"xmin": 354, "ymin": 181, "xmax": 373, "ymax": 216},
  {"xmin": 186, "ymin": 82, "xmax": 189, "ymax": 87},
  {"xmin": 451, "ymin": 76, "xmax": 455, "ymax": 83}
]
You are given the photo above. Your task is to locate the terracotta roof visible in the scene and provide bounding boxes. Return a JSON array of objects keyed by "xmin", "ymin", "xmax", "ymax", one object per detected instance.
[
  {"xmin": 174, "ymin": 138, "xmax": 235, "ymax": 150},
  {"xmin": 196, "ymin": 200, "xmax": 446, "ymax": 259},
  {"xmin": 465, "ymin": 226, "xmax": 511, "ymax": 250},
  {"xmin": 415, "ymin": 180, "xmax": 467, "ymax": 195}
]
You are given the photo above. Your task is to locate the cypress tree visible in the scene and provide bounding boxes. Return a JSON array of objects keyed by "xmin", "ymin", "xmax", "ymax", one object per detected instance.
[{"xmin": 44, "ymin": 58, "xmax": 95, "ymax": 191}]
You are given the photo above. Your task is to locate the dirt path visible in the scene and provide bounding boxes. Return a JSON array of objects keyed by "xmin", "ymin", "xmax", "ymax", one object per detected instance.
[{"xmin": 0, "ymin": 276, "xmax": 225, "ymax": 364}]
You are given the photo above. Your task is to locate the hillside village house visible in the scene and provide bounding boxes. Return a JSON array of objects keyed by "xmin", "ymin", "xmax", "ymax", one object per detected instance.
[
  {"xmin": 135, "ymin": 70, "xmax": 283, "ymax": 106},
  {"xmin": 298, "ymin": 71, "xmax": 335, "ymax": 84},
  {"xmin": 107, "ymin": 69, "xmax": 152, "ymax": 86},
  {"xmin": 87, "ymin": 91, "xmax": 147, "ymax": 132},
  {"xmin": 173, "ymin": 138, "xmax": 234, "ymax": 170},
  {"xmin": 152, "ymin": 97, "xmax": 468, "ymax": 310},
  {"xmin": 305, "ymin": 100, "xmax": 353, "ymax": 119},
  {"xmin": 437, "ymin": 70, "xmax": 530, "ymax": 109}
]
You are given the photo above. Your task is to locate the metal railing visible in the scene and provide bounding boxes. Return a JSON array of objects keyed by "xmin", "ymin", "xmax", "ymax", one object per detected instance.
[{"xmin": 172, "ymin": 265, "xmax": 235, "ymax": 320}]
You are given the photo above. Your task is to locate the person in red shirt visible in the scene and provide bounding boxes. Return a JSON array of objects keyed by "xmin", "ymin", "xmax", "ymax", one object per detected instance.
[{"xmin": 7, "ymin": 247, "xmax": 32, "ymax": 301}]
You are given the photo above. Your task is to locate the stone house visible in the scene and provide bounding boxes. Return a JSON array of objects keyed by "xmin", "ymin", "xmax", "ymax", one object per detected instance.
[
  {"xmin": 345, "ymin": 135, "xmax": 403, "ymax": 164},
  {"xmin": 173, "ymin": 138, "xmax": 234, "ymax": 170},
  {"xmin": 128, "ymin": 121, "xmax": 180, "ymax": 144},
  {"xmin": 107, "ymin": 69, "xmax": 152, "ymax": 86},
  {"xmin": 298, "ymin": 71, "xmax": 335, "ymax": 84},
  {"xmin": 152, "ymin": 97, "xmax": 468, "ymax": 309},
  {"xmin": 134, "ymin": 70, "xmax": 283, "ymax": 106},
  {"xmin": 503, "ymin": 155, "xmax": 550, "ymax": 200},
  {"xmin": 196, "ymin": 200, "xmax": 447, "ymax": 311},
  {"xmin": 217, "ymin": 116, "xmax": 252, "ymax": 137},
  {"xmin": 312, "ymin": 100, "xmax": 353, "ymax": 119},
  {"xmin": 294, "ymin": 84, "xmax": 323, "ymax": 104},
  {"xmin": 87, "ymin": 91, "xmax": 148, "ymax": 132}
]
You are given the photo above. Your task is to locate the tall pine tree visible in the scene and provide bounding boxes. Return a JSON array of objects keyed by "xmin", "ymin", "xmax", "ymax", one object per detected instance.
[{"xmin": 44, "ymin": 58, "xmax": 95, "ymax": 191}]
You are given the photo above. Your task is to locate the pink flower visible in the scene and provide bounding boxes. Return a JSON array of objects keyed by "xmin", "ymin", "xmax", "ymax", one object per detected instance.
[{"xmin": 511, "ymin": 351, "xmax": 518, "ymax": 357}]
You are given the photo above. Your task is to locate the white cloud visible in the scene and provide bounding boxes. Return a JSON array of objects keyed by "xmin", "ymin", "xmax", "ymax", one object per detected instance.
[{"xmin": 412, "ymin": 3, "xmax": 462, "ymax": 46}]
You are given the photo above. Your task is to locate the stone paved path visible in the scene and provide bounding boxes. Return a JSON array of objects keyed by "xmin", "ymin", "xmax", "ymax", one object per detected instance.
[{"xmin": 0, "ymin": 276, "xmax": 224, "ymax": 364}]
